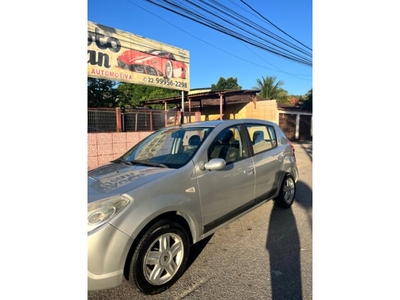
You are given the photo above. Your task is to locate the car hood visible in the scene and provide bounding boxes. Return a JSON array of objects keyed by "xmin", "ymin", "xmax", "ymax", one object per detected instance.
[{"xmin": 88, "ymin": 163, "xmax": 173, "ymax": 203}]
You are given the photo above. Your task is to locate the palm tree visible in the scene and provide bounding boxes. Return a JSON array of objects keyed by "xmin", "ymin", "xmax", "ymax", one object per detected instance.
[{"xmin": 254, "ymin": 76, "xmax": 289, "ymax": 103}]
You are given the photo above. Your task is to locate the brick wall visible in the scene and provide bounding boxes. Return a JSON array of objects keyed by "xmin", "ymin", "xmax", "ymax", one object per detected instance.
[{"xmin": 88, "ymin": 131, "xmax": 152, "ymax": 170}]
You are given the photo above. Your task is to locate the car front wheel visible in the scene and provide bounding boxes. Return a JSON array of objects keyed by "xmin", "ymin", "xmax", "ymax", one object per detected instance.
[
  {"xmin": 274, "ymin": 174, "xmax": 296, "ymax": 208},
  {"xmin": 129, "ymin": 219, "xmax": 189, "ymax": 294}
]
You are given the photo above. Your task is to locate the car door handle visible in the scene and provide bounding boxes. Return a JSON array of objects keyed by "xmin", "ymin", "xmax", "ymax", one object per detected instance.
[
  {"xmin": 246, "ymin": 167, "xmax": 254, "ymax": 175},
  {"xmin": 278, "ymin": 156, "xmax": 283, "ymax": 162}
]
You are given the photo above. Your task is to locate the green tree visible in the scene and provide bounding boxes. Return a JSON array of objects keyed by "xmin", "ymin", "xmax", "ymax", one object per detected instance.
[
  {"xmin": 88, "ymin": 78, "xmax": 118, "ymax": 107},
  {"xmin": 211, "ymin": 77, "xmax": 242, "ymax": 91},
  {"xmin": 116, "ymin": 83, "xmax": 180, "ymax": 108},
  {"xmin": 88, "ymin": 78, "xmax": 181, "ymax": 108},
  {"xmin": 254, "ymin": 76, "xmax": 289, "ymax": 104},
  {"xmin": 301, "ymin": 89, "xmax": 312, "ymax": 111}
]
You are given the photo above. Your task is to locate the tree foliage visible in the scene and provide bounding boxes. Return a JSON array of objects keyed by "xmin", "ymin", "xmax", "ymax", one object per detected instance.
[
  {"xmin": 288, "ymin": 96, "xmax": 300, "ymax": 106},
  {"xmin": 88, "ymin": 78, "xmax": 118, "ymax": 108},
  {"xmin": 210, "ymin": 77, "xmax": 242, "ymax": 91},
  {"xmin": 88, "ymin": 78, "xmax": 180, "ymax": 108},
  {"xmin": 116, "ymin": 83, "xmax": 179, "ymax": 108},
  {"xmin": 301, "ymin": 89, "xmax": 312, "ymax": 111},
  {"xmin": 254, "ymin": 76, "xmax": 289, "ymax": 104}
]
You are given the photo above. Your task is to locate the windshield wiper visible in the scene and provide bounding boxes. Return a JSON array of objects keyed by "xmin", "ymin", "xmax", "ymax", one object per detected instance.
[
  {"xmin": 128, "ymin": 160, "xmax": 169, "ymax": 168},
  {"xmin": 112, "ymin": 158, "xmax": 168, "ymax": 168},
  {"xmin": 112, "ymin": 158, "xmax": 132, "ymax": 165}
]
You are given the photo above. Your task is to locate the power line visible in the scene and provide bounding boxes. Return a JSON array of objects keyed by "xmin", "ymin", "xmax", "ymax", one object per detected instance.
[
  {"xmin": 146, "ymin": 0, "xmax": 312, "ymax": 66},
  {"xmin": 208, "ymin": 0, "xmax": 311, "ymax": 56},
  {"xmin": 125, "ymin": 0, "xmax": 311, "ymax": 80},
  {"xmin": 148, "ymin": 0, "xmax": 311, "ymax": 65},
  {"xmin": 239, "ymin": 0, "xmax": 312, "ymax": 51}
]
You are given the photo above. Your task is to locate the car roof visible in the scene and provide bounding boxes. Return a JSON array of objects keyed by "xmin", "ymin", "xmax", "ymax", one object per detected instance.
[{"xmin": 171, "ymin": 119, "xmax": 277, "ymax": 129}]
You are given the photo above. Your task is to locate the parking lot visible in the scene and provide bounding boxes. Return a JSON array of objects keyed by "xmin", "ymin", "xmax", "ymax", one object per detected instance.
[{"xmin": 88, "ymin": 141, "xmax": 312, "ymax": 300}]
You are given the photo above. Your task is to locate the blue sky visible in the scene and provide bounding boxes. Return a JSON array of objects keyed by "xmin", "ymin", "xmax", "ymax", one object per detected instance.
[{"xmin": 88, "ymin": 0, "xmax": 312, "ymax": 96}]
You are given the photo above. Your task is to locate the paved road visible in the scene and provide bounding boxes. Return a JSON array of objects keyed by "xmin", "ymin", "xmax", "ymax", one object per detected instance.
[
  {"xmin": 292, "ymin": 141, "xmax": 312, "ymax": 169},
  {"xmin": 88, "ymin": 141, "xmax": 312, "ymax": 300}
]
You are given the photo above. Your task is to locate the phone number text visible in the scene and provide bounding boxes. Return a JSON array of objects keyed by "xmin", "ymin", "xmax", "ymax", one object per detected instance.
[{"xmin": 142, "ymin": 77, "xmax": 188, "ymax": 89}]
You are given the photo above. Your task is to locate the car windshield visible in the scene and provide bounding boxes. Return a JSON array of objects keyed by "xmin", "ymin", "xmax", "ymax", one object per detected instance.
[{"xmin": 119, "ymin": 127, "xmax": 213, "ymax": 169}]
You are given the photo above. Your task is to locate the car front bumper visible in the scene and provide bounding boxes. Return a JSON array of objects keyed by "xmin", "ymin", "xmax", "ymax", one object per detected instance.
[{"xmin": 88, "ymin": 223, "xmax": 134, "ymax": 291}]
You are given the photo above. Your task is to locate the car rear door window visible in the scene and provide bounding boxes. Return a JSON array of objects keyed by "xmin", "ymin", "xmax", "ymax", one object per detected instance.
[{"xmin": 246, "ymin": 124, "xmax": 277, "ymax": 154}]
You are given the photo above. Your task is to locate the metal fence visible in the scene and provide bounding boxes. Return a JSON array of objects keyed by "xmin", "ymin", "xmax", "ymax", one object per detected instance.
[
  {"xmin": 88, "ymin": 108, "xmax": 117, "ymax": 132},
  {"xmin": 88, "ymin": 108, "xmax": 198, "ymax": 132}
]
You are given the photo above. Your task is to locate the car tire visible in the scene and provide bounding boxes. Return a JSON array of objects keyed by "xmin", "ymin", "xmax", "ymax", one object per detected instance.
[
  {"xmin": 274, "ymin": 174, "xmax": 296, "ymax": 208},
  {"xmin": 165, "ymin": 60, "xmax": 173, "ymax": 79},
  {"xmin": 129, "ymin": 219, "xmax": 189, "ymax": 295}
]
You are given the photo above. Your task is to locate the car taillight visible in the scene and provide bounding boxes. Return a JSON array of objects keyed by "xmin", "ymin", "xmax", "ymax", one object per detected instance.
[{"xmin": 288, "ymin": 140, "xmax": 295, "ymax": 157}]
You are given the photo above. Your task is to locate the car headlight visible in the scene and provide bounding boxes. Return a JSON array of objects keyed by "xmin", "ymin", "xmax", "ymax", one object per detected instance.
[{"xmin": 88, "ymin": 195, "xmax": 132, "ymax": 233}]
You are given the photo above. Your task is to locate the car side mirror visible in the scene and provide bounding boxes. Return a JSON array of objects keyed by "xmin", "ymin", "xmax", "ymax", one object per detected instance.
[{"xmin": 199, "ymin": 158, "xmax": 226, "ymax": 171}]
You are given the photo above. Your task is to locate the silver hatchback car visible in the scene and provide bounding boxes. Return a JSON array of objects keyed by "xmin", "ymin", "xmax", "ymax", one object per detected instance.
[{"xmin": 88, "ymin": 119, "xmax": 298, "ymax": 295}]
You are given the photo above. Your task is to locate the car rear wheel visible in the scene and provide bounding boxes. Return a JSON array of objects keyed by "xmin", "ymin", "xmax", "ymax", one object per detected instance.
[
  {"xmin": 274, "ymin": 174, "xmax": 296, "ymax": 208},
  {"xmin": 165, "ymin": 61, "xmax": 173, "ymax": 79},
  {"xmin": 129, "ymin": 219, "xmax": 189, "ymax": 294}
]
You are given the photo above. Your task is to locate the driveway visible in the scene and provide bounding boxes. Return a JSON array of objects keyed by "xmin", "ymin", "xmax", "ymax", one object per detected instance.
[{"xmin": 292, "ymin": 141, "xmax": 312, "ymax": 168}]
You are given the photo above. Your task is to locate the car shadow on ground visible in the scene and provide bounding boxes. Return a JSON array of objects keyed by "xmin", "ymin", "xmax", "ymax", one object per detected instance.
[
  {"xmin": 266, "ymin": 180, "xmax": 312, "ymax": 300},
  {"xmin": 298, "ymin": 141, "xmax": 313, "ymax": 162},
  {"xmin": 186, "ymin": 234, "xmax": 214, "ymax": 269}
]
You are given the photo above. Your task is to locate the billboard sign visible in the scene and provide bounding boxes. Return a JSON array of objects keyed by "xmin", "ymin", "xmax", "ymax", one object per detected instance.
[{"xmin": 88, "ymin": 21, "xmax": 190, "ymax": 91}]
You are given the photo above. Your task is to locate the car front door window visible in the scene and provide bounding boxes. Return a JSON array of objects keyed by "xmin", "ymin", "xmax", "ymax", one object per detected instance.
[{"xmin": 208, "ymin": 126, "xmax": 244, "ymax": 164}]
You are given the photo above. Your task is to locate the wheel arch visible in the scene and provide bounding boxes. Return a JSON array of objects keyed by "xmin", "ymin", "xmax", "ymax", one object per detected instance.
[
  {"xmin": 123, "ymin": 211, "xmax": 194, "ymax": 281},
  {"xmin": 273, "ymin": 171, "xmax": 297, "ymax": 208}
]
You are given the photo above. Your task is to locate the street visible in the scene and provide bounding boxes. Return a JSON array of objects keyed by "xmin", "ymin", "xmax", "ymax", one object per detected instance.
[{"xmin": 88, "ymin": 142, "xmax": 312, "ymax": 300}]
